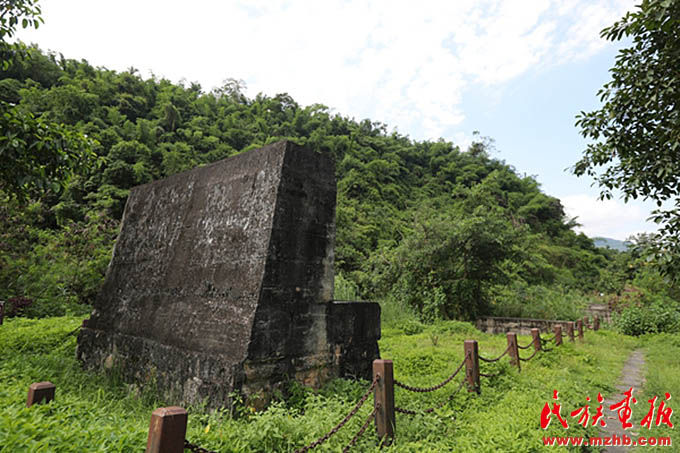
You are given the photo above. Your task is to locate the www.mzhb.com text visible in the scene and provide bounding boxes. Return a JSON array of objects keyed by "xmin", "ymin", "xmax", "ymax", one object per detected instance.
[{"xmin": 543, "ymin": 434, "xmax": 671, "ymax": 447}]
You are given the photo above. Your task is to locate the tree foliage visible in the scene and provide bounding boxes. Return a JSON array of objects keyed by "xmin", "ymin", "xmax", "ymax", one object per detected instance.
[
  {"xmin": 0, "ymin": 0, "xmax": 43, "ymax": 69},
  {"xmin": 0, "ymin": 100, "xmax": 95, "ymax": 199},
  {"xmin": 1, "ymin": 44, "xmax": 620, "ymax": 320},
  {"xmin": 374, "ymin": 207, "xmax": 520, "ymax": 321},
  {"xmin": 1, "ymin": 1, "xmax": 97, "ymax": 200},
  {"xmin": 574, "ymin": 0, "xmax": 680, "ymax": 280}
]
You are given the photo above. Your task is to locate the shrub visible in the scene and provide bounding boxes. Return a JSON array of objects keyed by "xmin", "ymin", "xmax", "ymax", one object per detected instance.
[
  {"xmin": 398, "ymin": 319, "xmax": 425, "ymax": 335},
  {"xmin": 3, "ymin": 296, "xmax": 33, "ymax": 317},
  {"xmin": 333, "ymin": 273, "xmax": 359, "ymax": 301},
  {"xmin": 371, "ymin": 207, "xmax": 519, "ymax": 321},
  {"xmin": 0, "ymin": 200, "xmax": 117, "ymax": 318},
  {"xmin": 490, "ymin": 282, "xmax": 588, "ymax": 320},
  {"xmin": 613, "ymin": 303, "xmax": 680, "ymax": 336}
]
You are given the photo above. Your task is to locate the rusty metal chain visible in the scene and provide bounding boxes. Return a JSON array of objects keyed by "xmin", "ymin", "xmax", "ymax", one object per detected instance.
[
  {"xmin": 540, "ymin": 335, "xmax": 556, "ymax": 343},
  {"xmin": 395, "ymin": 378, "xmax": 467, "ymax": 415},
  {"xmin": 294, "ymin": 377, "xmax": 378, "ymax": 453},
  {"xmin": 422, "ymin": 378, "xmax": 466, "ymax": 413},
  {"xmin": 394, "ymin": 352, "xmax": 469, "ymax": 393},
  {"xmin": 516, "ymin": 342, "xmax": 533, "ymax": 350},
  {"xmin": 61, "ymin": 326, "xmax": 81, "ymax": 342},
  {"xmin": 341, "ymin": 406, "xmax": 377, "ymax": 453},
  {"xmin": 184, "ymin": 439, "xmax": 218, "ymax": 453},
  {"xmin": 519, "ymin": 348, "xmax": 539, "ymax": 362},
  {"xmin": 395, "ymin": 406, "xmax": 419, "ymax": 415},
  {"xmin": 479, "ymin": 345, "xmax": 511, "ymax": 363}
]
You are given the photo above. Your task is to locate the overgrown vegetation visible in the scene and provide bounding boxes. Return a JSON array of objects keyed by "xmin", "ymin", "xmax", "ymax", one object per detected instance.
[
  {"xmin": 574, "ymin": 0, "xmax": 680, "ymax": 282},
  {"xmin": 1, "ymin": 43, "xmax": 626, "ymax": 322},
  {"xmin": 2, "ymin": 0, "xmax": 680, "ymax": 450},
  {"xmin": 635, "ymin": 333, "xmax": 680, "ymax": 452},
  {"xmin": 602, "ymin": 236, "xmax": 680, "ymax": 336},
  {"xmin": 0, "ymin": 316, "xmax": 638, "ymax": 452}
]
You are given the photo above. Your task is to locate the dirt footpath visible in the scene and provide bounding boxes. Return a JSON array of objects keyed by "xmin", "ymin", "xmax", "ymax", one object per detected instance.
[{"xmin": 601, "ymin": 349, "xmax": 646, "ymax": 452}]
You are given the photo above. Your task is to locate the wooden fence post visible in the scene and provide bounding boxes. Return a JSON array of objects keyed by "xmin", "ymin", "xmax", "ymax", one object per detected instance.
[
  {"xmin": 567, "ymin": 322, "xmax": 575, "ymax": 342},
  {"xmin": 373, "ymin": 359, "xmax": 395, "ymax": 443},
  {"xmin": 594, "ymin": 315, "xmax": 600, "ymax": 331},
  {"xmin": 0, "ymin": 301, "xmax": 4, "ymax": 325},
  {"xmin": 506, "ymin": 332, "xmax": 520, "ymax": 371},
  {"xmin": 464, "ymin": 340, "xmax": 480, "ymax": 394},
  {"xmin": 554, "ymin": 325, "xmax": 562, "ymax": 346},
  {"xmin": 577, "ymin": 319, "xmax": 584, "ymax": 341},
  {"xmin": 26, "ymin": 382, "xmax": 55, "ymax": 407},
  {"xmin": 146, "ymin": 407, "xmax": 188, "ymax": 453},
  {"xmin": 531, "ymin": 328, "xmax": 542, "ymax": 351},
  {"xmin": 583, "ymin": 316, "xmax": 590, "ymax": 329}
]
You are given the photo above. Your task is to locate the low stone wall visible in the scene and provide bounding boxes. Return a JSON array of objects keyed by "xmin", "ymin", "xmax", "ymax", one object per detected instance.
[
  {"xmin": 476, "ymin": 317, "xmax": 572, "ymax": 335},
  {"xmin": 586, "ymin": 304, "xmax": 612, "ymax": 323}
]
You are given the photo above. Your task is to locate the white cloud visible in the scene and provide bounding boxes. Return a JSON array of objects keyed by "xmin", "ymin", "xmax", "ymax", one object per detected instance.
[
  {"xmin": 17, "ymin": 0, "xmax": 635, "ymax": 140},
  {"xmin": 561, "ymin": 194, "xmax": 658, "ymax": 240},
  {"xmin": 555, "ymin": 1, "xmax": 633, "ymax": 61}
]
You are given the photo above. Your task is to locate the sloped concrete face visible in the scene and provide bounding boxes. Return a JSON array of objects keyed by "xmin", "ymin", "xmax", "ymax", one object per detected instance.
[
  {"xmin": 241, "ymin": 141, "xmax": 338, "ymax": 400},
  {"xmin": 77, "ymin": 141, "xmax": 376, "ymax": 408}
]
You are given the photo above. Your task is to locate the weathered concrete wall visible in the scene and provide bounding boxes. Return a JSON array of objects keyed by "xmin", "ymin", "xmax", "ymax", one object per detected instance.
[
  {"xmin": 77, "ymin": 141, "xmax": 380, "ymax": 408},
  {"xmin": 476, "ymin": 316, "xmax": 572, "ymax": 335},
  {"xmin": 241, "ymin": 141, "xmax": 337, "ymax": 399},
  {"xmin": 586, "ymin": 304, "xmax": 611, "ymax": 323},
  {"xmin": 328, "ymin": 302, "xmax": 381, "ymax": 379}
]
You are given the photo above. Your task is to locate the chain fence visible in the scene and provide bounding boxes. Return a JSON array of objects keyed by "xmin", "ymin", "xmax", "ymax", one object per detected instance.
[
  {"xmin": 519, "ymin": 348, "xmax": 539, "ymax": 362},
  {"xmin": 182, "ymin": 377, "xmax": 380, "ymax": 453},
  {"xmin": 540, "ymin": 334, "xmax": 556, "ymax": 343},
  {"xmin": 293, "ymin": 376, "xmax": 378, "ymax": 453},
  {"xmin": 21, "ymin": 313, "xmax": 599, "ymax": 451},
  {"xmin": 342, "ymin": 407, "xmax": 377, "ymax": 453},
  {"xmin": 184, "ymin": 439, "xmax": 218, "ymax": 453},
  {"xmin": 479, "ymin": 345, "xmax": 511, "ymax": 363},
  {"xmin": 395, "ymin": 378, "xmax": 467, "ymax": 415},
  {"xmin": 394, "ymin": 353, "xmax": 468, "ymax": 393},
  {"xmin": 62, "ymin": 326, "xmax": 81, "ymax": 341},
  {"xmin": 181, "ymin": 329, "xmax": 555, "ymax": 451}
]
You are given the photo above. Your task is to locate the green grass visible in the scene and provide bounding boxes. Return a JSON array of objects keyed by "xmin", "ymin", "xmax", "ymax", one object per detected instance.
[
  {"xmin": 631, "ymin": 333, "xmax": 680, "ymax": 452},
  {"xmin": 0, "ymin": 317, "xmax": 639, "ymax": 452}
]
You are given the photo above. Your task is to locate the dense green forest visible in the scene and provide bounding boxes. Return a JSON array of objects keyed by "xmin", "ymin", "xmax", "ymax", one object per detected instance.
[
  {"xmin": 0, "ymin": 43, "xmax": 677, "ymax": 329},
  {"xmin": 4, "ymin": 2, "xmax": 680, "ymax": 451}
]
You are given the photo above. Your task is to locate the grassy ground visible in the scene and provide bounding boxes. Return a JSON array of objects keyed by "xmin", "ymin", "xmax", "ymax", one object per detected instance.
[
  {"xmin": 0, "ymin": 316, "xmax": 639, "ymax": 452},
  {"xmin": 632, "ymin": 333, "xmax": 680, "ymax": 452}
]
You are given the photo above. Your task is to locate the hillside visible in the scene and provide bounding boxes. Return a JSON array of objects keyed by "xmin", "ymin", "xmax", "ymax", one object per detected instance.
[
  {"xmin": 1, "ymin": 44, "xmax": 616, "ymax": 321},
  {"xmin": 592, "ymin": 236, "xmax": 631, "ymax": 252}
]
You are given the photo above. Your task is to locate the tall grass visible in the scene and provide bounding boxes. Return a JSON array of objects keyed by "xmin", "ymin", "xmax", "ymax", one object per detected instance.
[
  {"xmin": 490, "ymin": 283, "xmax": 590, "ymax": 320},
  {"xmin": 0, "ymin": 316, "xmax": 638, "ymax": 452},
  {"xmin": 634, "ymin": 333, "xmax": 680, "ymax": 452}
]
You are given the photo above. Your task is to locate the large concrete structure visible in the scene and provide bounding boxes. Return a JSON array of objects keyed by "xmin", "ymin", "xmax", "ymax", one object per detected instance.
[{"xmin": 77, "ymin": 141, "xmax": 380, "ymax": 408}]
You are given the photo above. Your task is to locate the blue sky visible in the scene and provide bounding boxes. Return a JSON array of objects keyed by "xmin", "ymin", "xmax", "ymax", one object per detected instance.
[{"xmin": 17, "ymin": 0, "xmax": 657, "ymax": 240}]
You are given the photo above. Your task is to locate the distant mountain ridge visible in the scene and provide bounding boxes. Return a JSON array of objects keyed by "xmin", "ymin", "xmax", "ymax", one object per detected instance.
[{"xmin": 592, "ymin": 237, "xmax": 631, "ymax": 251}]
